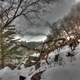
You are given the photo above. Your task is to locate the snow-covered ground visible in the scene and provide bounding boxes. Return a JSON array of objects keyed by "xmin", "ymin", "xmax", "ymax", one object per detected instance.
[
  {"xmin": 1, "ymin": 44, "xmax": 80, "ymax": 80},
  {"xmin": 41, "ymin": 60, "xmax": 80, "ymax": 80},
  {"xmin": 41, "ymin": 44, "xmax": 80, "ymax": 80},
  {"xmin": 0, "ymin": 63, "xmax": 47, "ymax": 80},
  {"xmin": 0, "ymin": 67, "xmax": 19, "ymax": 80}
]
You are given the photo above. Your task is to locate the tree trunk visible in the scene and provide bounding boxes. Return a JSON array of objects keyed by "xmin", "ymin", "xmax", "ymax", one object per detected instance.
[
  {"xmin": 45, "ymin": 54, "xmax": 49, "ymax": 64},
  {"xmin": 1, "ymin": 55, "xmax": 5, "ymax": 68},
  {"xmin": 0, "ymin": 27, "xmax": 5, "ymax": 68},
  {"xmin": 39, "ymin": 52, "xmax": 49, "ymax": 64}
]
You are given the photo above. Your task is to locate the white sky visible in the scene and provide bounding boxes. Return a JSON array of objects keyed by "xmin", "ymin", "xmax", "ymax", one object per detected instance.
[{"xmin": 75, "ymin": 0, "xmax": 80, "ymax": 3}]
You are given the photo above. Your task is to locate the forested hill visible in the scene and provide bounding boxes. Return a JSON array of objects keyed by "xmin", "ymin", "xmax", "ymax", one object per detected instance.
[{"xmin": 21, "ymin": 41, "xmax": 42, "ymax": 49}]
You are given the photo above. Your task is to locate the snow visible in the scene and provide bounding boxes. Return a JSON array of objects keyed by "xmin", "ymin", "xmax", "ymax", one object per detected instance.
[
  {"xmin": 41, "ymin": 60, "xmax": 80, "ymax": 80},
  {"xmin": 0, "ymin": 44, "xmax": 80, "ymax": 80},
  {"xmin": 0, "ymin": 66, "xmax": 36, "ymax": 80},
  {"xmin": 41, "ymin": 44, "xmax": 80, "ymax": 80},
  {"xmin": 0, "ymin": 67, "xmax": 19, "ymax": 80},
  {"xmin": 17, "ymin": 66, "xmax": 35, "ymax": 77}
]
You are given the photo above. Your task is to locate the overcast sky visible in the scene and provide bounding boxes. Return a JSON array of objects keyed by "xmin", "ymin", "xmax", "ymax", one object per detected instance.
[{"xmin": 15, "ymin": 0, "xmax": 80, "ymax": 42}]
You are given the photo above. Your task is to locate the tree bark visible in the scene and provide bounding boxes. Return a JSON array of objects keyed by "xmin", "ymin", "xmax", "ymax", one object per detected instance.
[{"xmin": 0, "ymin": 55, "xmax": 5, "ymax": 68}]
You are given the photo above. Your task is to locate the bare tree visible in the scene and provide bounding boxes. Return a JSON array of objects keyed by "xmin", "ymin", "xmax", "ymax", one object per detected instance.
[
  {"xmin": 0, "ymin": 0, "xmax": 59, "ymax": 68},
  {"xmin": 0, "ymin": 0, "xmax": 58, "ymax": 29}
]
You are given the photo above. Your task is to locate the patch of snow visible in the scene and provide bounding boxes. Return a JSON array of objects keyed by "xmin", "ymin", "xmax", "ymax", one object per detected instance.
[
  {"xmin": 0, "ymin": 67, "xmax": 19, "ymax": 80},
  {"xmin": 41, "ymin": 44, "xmax": 80, "ymax": 80},
  {"xmin": 41, "ymin": 59, "xmax": 80, "ymax": 80}
]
